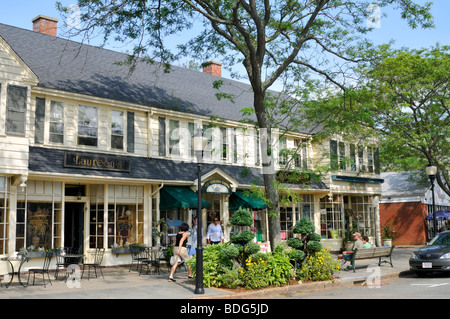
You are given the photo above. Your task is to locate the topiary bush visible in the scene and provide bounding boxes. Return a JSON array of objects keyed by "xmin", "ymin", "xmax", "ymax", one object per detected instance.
[
  {"xmin": 229, "ymin": 207, "xmax": 259, "ymax": 268},
  {"xmin": 287, "ymin": 217, "xmax": 323, "ymax": 274}
]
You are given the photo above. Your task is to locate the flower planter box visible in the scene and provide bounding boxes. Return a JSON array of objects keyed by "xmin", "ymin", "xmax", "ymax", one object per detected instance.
[
  {"xmin": 111, "ymin": 246, "xmax": 145, "ymax": 257},
  {"xmin": 22, "ymin": 251, "xmax": 56, "ymax": 258},
  {"xmin": 111, "ymin": 248, "xmax": 130, "ymax": 256}
]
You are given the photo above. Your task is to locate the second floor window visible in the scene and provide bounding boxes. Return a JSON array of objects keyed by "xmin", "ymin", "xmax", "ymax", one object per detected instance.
[
  {"xmin": 49, "ymin": 101, "xmax": 64, "ymax": 143},
  {"xmin": 78, "ymin": 105, "xmax": 98, "ymax": 146},
  {"xmin": 6, "ymin": 85, "xmax": 27, "ymax": 136},
  {"xmin": 330, "ymin": 139, "xmax": 379, "ymax": 174},
  {"xmin": 169, "ymin": 119, "xmax": 180, "ymax": 156},
  {"xmin": 221, "ymin": 127, "xmax": 228, "ymax": 161},
  {"xmin": 278, "ymin": 136, "xmax": 287, "ymax": 165},
  {"xmin": 111, "ymin": 110, "xmax": 124, "ymax": 150}
]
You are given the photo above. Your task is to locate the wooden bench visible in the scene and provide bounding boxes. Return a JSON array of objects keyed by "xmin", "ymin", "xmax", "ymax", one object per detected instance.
[{"xmin": 347, "ymin": 246, "xmax": 395, "ymax": 272}]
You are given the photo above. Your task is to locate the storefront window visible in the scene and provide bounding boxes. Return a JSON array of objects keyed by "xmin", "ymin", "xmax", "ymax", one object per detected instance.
[
  {"xmin": 107, "ymin": 185, "xmax": 144, "ymax": 248},
  {"xmin": 296, "ymin": 194, "xmax": 315, "ymax": 223},
  {"xmin": 320, "ymin": 195, "xmax": 344, "ymax": 239},
  {"xmin": 90, "ymin": 185, "xmax": 105, "ymax": 248},
  {"xmin": 159, "ymin": 210, "xmax": 187, "ymax": 246},
  {"xmin": 16, "ymin": 181, "xmax": 63, "ymax": 251},
  {"xmin": 0, "ymin": 177, "xmax": 9, "ymax": 255},
  {"xmin": 151, "ymin": 186, "xmax": 158, "ymax": 246},
  {"xmin": 349, "ymin": 196, "xmax": 376, "ymax": 237},
  {"xmin": 280, "ymin": 206, "xmax": 293, "ymax": 240}
]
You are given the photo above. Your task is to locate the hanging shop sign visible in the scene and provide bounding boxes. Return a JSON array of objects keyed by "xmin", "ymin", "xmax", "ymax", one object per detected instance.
[
  {"xmin": 64, "ymin": 152, "xmax": 131, "ymax": 172},
  {"xmin": 202, "ymin": 178, "xmax": 232, "ymax": 194}
]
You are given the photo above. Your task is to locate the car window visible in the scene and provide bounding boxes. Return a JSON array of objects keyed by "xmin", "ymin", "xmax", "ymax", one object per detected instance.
[{"xmin": 430, "ymin": 233, "xmax": 450, "ymax": 245}]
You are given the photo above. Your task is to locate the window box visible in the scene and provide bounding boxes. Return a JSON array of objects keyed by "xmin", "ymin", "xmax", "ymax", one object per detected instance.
[{"xmin": 111, "ymin": 247, "xmax": 130, "ymax": 257}]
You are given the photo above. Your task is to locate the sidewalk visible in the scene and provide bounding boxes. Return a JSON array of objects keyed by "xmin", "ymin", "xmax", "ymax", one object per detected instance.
[{"xmin": 0, "ymin": 246, "xmax": 417, "ymax": 299}]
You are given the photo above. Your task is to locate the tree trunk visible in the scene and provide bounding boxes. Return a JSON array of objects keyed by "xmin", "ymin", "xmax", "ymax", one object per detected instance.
[
  {"xmin": 253, "ymin": 90, "xmax": 281, "ymax": 251},
  {"xmin": 264, "ymin": 172, "xmax": 281, "ymax": 250}
]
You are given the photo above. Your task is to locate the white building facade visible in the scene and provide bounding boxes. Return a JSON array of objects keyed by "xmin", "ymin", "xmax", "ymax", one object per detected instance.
[{"xmin": 0, "ymin": 16, "xmax": 383, "ymax": 268}]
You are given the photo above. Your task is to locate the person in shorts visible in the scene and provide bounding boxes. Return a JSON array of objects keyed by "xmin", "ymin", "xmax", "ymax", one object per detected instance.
[{"xmin": 168, "ymin": 223, "xmax": 193, "ymax": 282}]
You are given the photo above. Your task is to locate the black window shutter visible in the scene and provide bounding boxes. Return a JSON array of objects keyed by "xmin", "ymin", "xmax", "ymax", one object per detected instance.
[
  {"xmin": 374, "ymin": 148, "xmax": 380, "ymax": 174},
  {"xmin": 35, "ymin": 97, "xmax": 45, "ymax": 144},
  {"xmin": 330, "ymin": 139, "xmax": 338, "ymax": 170},
  {"xmin": 127, "ymin": 111, "xmax": 135, "ymax": 153},
  {"xmin": 6, "ymin": 85, "xmax": 27, "ymax": 136},
  {"xmin": 158, "ymin": 117, "xmax": 166, "ymax": 156}
]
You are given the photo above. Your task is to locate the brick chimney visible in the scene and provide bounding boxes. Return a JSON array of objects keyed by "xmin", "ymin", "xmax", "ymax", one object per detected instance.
[
  {"xmin": 32, "ymin": 15, "xmax": 58, "ymax": 36},
  {"xmin": 202, "ymin": 61, "xmax": 222, "ymax": 77}
]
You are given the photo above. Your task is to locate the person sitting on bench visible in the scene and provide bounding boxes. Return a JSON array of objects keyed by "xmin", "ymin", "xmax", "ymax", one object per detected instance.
[{"xmin": 338, "ymin": 232, "xmax": 363, "ymax": 269}]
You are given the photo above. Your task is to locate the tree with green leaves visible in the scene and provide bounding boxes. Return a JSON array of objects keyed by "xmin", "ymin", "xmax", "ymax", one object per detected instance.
[
  {"xmin": 57, "ymin": 0, "xmax": 434, "ymax": 249},
  {"xmin": 301, "ymin": 45, "xmax": 450, "ymax": 196}
]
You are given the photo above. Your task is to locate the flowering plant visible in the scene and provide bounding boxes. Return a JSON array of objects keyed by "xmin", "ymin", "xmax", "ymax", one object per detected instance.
[
  {"xmin": 19, "ymin": 245, "xmax": 57, "ymax": 255},
  {"xmin": 298, "ymin": 248, "xmax": 340, "ymax": 281}
]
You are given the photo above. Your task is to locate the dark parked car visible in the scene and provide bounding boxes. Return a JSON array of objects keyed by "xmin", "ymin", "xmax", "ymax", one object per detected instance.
[{"xmin": 409, "ymin": 230, "xmax": 450, "ymax": 277}]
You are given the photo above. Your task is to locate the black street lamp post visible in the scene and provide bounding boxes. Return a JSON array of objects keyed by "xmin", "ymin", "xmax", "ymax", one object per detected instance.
[
  {"xmin": 193, "ymin": 127, "xmax": 207, "ymax": 295},
  {"xmin": 426, "ymin": 161, "xmax": 437, "ymax": 238}
]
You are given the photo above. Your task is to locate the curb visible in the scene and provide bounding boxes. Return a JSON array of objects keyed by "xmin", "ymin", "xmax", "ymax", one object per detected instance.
[{"xmin": 195, "ymin": 269, "xmax": 412, "ymax": 299}]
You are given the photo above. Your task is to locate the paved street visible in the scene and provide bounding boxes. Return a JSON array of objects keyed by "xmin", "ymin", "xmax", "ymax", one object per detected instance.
[{"xmin": 271, "ymin": 272, "xmax": 450, "ymax": 299}]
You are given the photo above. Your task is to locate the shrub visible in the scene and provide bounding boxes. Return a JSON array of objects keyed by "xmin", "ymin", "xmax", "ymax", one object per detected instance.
[
  {"xmin": 230, "ymin": 207, "xmax": 254, "ymax": 226},
  {"xmin": 187, "ymin": 243, "xmax": 233, "ymax": 288},
  {"xmin": 220, "ymin": 245, "xmax": 240, "ymax": 260},
  {"xmin": 218, "ymin": 266, "xmax": 242, "ymax": 289},
  {"xmin": 287, "ymin": 237, "xmax": 303, "ymax": 249},
  {"xmin": 239, "ymin": 256, "xmax": 271, "ymax": 289},
  {"xmin": 289, "ymin": 249, "xmax": 305, "ymax": 263},
  {"xmin": 230, "ymin": 230, "xmax": 255, "ymax": 245},
  {"xmin": 265, "ymin": 245, "xmax": 294, "ymax": 286},
  {"xmin": 298, "ymin": 248, "xmax": 341, "ymax": 282},
  {"xmin": 288, "ymin": 217, "xmax": 323, "ymax": 263}
]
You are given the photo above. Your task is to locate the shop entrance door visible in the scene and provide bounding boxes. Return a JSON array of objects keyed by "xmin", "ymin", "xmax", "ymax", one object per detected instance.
[{"xmin": 65, "ymin": 203, "xmax": 84, "ymax": 253}]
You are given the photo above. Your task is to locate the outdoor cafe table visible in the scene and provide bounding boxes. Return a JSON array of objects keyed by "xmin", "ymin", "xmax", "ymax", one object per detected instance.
[
  {"xmin": 57, "ymin": 253, "xmax": 84, "ymax": 280},
  {"xmin": 1, "ymin": 256, "xmax": 30, "ymax": 288},
  {"xmin": 61, "ymin": 253, "xmax": 84, "ymax": 265}
]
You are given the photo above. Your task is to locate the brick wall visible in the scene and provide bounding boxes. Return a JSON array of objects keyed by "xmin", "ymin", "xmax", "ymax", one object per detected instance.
[
  {"xmin": 32, "ymin": 15, "xmax": 58, "ymax": 36},
  {"xmin": 380, "ymin": 201, "xmax": 428, "ymax": 245},
  {"xmin": 202, "ymin": 61, "xmax": 222, "ymax": 77}
]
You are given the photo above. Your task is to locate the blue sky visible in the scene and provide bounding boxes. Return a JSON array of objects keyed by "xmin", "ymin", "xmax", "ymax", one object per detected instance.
[{"xmin": 0, "ymin": 0, "xmax": 448, "ymax": 77}]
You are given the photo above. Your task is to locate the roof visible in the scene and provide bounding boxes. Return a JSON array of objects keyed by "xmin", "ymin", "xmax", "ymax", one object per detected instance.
[
  {"xmin": 0, "ymin": 22, "xmax": 319, "ymax": 134},
  {"xmin": 1, "ymin": 22, "xmax": 320, "ymax": 134},
  {"xmin": 0, "ymin": 23, "xmax": 257, "ymax": 122},
  {"xmin": 28, "ymin": 146, "xmax": 328, "ymax": 190}
]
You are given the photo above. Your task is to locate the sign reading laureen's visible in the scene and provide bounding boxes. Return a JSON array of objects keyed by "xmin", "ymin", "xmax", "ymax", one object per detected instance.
[
  {"xmin": 64, "ymin": 152, "xmax": 131, "ymax": 172},
  {"xmin": 202, "ymin": 178, "xmax": 232, "ymax": 194}
]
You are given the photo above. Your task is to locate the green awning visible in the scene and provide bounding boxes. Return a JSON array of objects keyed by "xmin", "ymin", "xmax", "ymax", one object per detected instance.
[
  {"xmin": 229, "ymin": 190, "xmax": 267, "ymax": 211},
  {"xmin": 159, "ymin": 186, "xmax": 210, "ymax": 210}
]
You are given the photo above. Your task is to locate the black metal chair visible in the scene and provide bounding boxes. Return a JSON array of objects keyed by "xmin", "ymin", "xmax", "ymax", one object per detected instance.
[
  {"xmin": 55, "ymin": 247, "xmax": 71, "ymax": 280},
  {"xmin": 81, "ymin": 248, "xmax": 105, "ymax": 280},
  {"xmin": 139, "ymin": 248, "xmax": 160, "ymax": 276},
  {"xmin": 129, "ymin": 247, "xmax": 147, "ymax": 272},
  {"xmin": 27, "ymin": 251, "xmax": 53, "ymax": 287}
]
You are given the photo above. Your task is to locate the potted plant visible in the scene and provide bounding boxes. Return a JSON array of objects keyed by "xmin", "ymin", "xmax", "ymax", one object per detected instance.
[
  {"xmin": 343, "ymin": 221, "xmax": 358, "ymax": 250},
  {"xmin": 381, "ymin": 224, "xmax": 395, "ymax": 246},
  {"xmin": 19, "ymin": 246, "xmax": 57, "ymax": 257}
]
